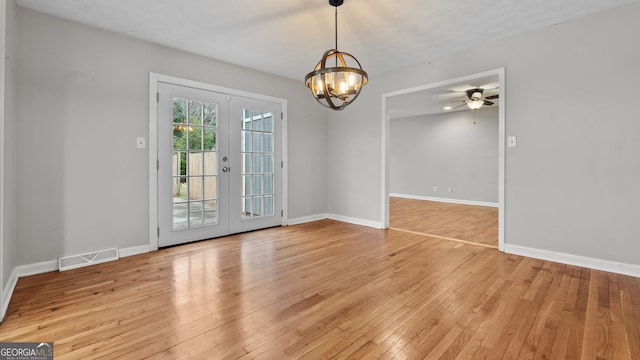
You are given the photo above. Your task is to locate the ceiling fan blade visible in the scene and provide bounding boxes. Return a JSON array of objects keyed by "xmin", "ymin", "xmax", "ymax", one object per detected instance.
[
  {"xmin": 483, "ymin": 100, "xmax": 495, "ymax": 106},
  {"xmin": 485, "ymin": 94, "xmax": 499, "ymax": 100}
]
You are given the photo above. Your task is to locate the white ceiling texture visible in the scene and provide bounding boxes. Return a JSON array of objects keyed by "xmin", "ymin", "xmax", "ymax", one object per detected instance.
[{"xmin": 15, "ymin": 0, "xmax": 640, "ymax": 117}]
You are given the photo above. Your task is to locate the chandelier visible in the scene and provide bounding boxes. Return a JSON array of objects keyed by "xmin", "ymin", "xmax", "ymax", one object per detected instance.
[{"xmin": 305, "ymin": 0, "xmax": 368, "ymax": 110}]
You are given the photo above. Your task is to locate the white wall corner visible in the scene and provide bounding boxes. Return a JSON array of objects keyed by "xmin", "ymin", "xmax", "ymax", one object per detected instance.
[{"xmin": 504, "ymin": 244, "xmax": 640, "ymax": 278}]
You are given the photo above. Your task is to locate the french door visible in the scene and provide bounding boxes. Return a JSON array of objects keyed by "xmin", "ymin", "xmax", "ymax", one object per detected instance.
[{"xmin": 157, "ymin": 82, "xmax": 282, "ymax": 247}]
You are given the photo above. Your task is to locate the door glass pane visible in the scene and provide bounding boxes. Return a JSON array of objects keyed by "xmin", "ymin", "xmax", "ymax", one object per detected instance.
[
  {"xmin": 243, "ymin": 153, "xmax": 252, "ymax": 174},
  {"xmin": 263, "ymin": 154, "xmax": 273, "ymax": 174},
  {"xmin": 243, "ymin": 175, "xmax": 252, "ymax": 196},
  {"xmin": 173, "ymin": 201, "xmax": 188, "ymax": 229},
  {"xmin": 253, "ymin": 175, "xmax": 263, "ymax": 195},
  {"xmin": 203, "ymin": 176, "xmax": 217, "ymax": 200},
  {"xmin": 253, "ymin": 154, "xmax": 263, "ymax": 174},
  {"xmin": 254, "ymin": 197, "xmax": 263, "ymax": 217},
  {"xmin": 242, "ymin": 197, "xmax": 253, "ymax": 219},
  {"xmin": 188, "ymin": 100, "xmax": 203, "ymax": 125},
  {"xmin": 172, "ymin": 97, "xmax": 219, "ymax": 230},
  {"xmin": 203, "ymin": 152, "xmax": 217, "ymax": 175},
  {"xmin": 189, "ymin": 177, "xmax": 203, "ymax": 201},
  {"xmin": 204, "ymin": 103, "xmax": 217, "ymax": 126},
  {"xmin": 173, "ymin": 127, "xmax": 187, "ymax": 150},
  {"xmin": 189, "ymin": 128, "xmax": 202, "ymax": 150},
  {"xmin": 203, "ymin": 128, "xmax": 217, "ymax": 151},
  {"xmin": 263, "ymin": 175, "xmax": 273, "ymax": 194},
  {"xmin": 204, "ymin": 200, "xmax": 217, "ymax": 225},
  {"xmin": 173, "ymin": 99, "xmax": 187, "ymax": 124},
  {"xmin": 263, "ymin": 195, "xmax": 274, "ymax": 216},
  {"xmin": 189, "ymin": 202, "xmax": 204, "ymax": 225},
  {"xmin": 242, "ymin": 132, "xmax": 252, "ymax": 152},
  {"xmin": 263, "ymin": 133, "xmax": 273, "ymax": 153},
  {"xmin": 263, "ymin": 114, "xmax": 273, "ymax": 132},
  {"xmin": 252, "ymin": 110, "xmax": 262, "ymax": 131}
]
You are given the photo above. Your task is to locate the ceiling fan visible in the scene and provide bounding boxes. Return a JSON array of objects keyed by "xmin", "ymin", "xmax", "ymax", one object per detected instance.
[{"xmin": 446, "ymin": 87, "xmax": 499, "ymax": 110}]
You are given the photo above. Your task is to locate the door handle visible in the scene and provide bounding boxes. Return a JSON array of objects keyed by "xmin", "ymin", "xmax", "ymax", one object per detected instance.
[{"xmin": 222, "ymin": 166, "xmax": 230, "ymax": 173}]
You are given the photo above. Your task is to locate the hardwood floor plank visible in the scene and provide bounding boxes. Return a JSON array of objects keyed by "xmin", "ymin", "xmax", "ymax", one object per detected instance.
[
  {"xmin": 0, "ymin": 220, "xmax": 638, "ymax": 360},
  {"xmin": 390, "ymin": 196, "xmax": 498, "ymax": 247}
]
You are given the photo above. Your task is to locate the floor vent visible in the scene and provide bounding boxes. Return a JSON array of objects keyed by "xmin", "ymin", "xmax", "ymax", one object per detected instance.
[{"xmin": 59, "ymin": 248, "xmax": 119, "ymax": 271}]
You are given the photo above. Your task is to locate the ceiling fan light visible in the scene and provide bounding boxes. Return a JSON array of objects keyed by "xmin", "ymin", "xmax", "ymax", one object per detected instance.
[{"xmin": 467, "ymin": 100, "xmax": 484, "ymax": 110}]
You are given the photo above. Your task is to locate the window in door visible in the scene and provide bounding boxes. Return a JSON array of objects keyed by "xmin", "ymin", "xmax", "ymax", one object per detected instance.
[{"xmin": 241, "ymin": 109, "xmax": 275, "ymax": 219}]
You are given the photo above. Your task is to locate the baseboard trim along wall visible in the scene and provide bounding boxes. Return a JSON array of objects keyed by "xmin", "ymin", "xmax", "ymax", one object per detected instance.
[
  {"xmin": 327, "ymin": 214, "xmax": 384, "ymax": 229},
  {"xmin": 288, "ymin": 213, "xmax": 383, "ymax": 229},
  {"xmin": 390, "ymin": 193, "xmax": 499, "ymax": 208},
  {"xmin": 505, "ymin": 244, "xmax": 640, "ymax": 278},
  {"xmin": 118, "ymin": 245, "xmax": 150, "ymax": 258},
  {"xmin": 1, "ymin": 267, "xmax": 20, "ymax": 322},
  {"xmin": 0, "ymin": 245, "xmax": 150, "ymax": 322},
  {"xmin": 287, "ymin": 214, "xmax": 330, "ymax": 226}
]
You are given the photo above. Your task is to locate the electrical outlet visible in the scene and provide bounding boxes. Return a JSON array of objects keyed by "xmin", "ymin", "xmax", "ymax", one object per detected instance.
[
  {"xmin": 433, "ymin": 186, "xmax": 438, "ymax": 192},
  {"xmin": 448, "ymin": 187, "xmax": 452, "ymax": 193}
]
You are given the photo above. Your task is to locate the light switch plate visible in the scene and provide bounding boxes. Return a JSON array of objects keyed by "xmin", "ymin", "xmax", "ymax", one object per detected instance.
[
  {"xmin": 507, "ymin": 136, "xmax": 517, "ymax": 148},
  {"xmin": 136, "ymin": 137, "xmax": 146, "ymax": 149}
]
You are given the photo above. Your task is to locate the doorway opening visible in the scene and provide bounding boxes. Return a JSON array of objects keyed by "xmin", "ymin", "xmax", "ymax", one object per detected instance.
[{"xmin": 381, "ymin": 68, "xmax": 505, "ymax": 250}]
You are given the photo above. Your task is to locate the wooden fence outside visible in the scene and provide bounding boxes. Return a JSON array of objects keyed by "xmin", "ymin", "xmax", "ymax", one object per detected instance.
[{"xmin": 173, "ymin": 152, "xmax": 218, "ymax": 200}]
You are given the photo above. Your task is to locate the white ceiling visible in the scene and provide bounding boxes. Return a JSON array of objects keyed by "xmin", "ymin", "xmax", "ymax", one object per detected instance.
[{"xmin": 16, "ymin": 0, "xmax": 640, "ymax": 81}]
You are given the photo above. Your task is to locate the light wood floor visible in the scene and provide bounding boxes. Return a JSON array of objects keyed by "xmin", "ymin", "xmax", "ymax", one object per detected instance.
[
  {"xmin": 1, "ymin": 220, "xmax": 639, "ymax": 359},
  {"xmin": 390, "ymin": 197, "xmax": 498, "ymax": 248}
]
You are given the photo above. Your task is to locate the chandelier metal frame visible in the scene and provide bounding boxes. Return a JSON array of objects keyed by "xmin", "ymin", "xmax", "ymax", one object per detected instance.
[{"xmin": 304, "ymin": 0, "xmax": 368, "ymax": 110}]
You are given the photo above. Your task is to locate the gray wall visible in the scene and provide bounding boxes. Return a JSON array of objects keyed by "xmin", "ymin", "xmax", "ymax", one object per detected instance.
[
  {"xmin": 328, "ymin": 2, "xmax": 640, "ymax": 265},
  {"xmin": 16, "ymin": 8, "xmax": 327, "ymax": 265},
  {"xmin": 390, "ymin": 107, "xmax": 498, "ymax": 203},
  {"xmin": 1, "ymin": 0, "xmax": 18, "ymax": 319}
]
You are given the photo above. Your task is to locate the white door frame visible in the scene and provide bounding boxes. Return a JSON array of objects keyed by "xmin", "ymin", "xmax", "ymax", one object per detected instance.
[
  {"xmin": 380, "ymin": 68, "xmax": 506, "ymax": 251},
  {"xmin": 148, "ymin": 72, "xmax": 288, "ymax": 251}
]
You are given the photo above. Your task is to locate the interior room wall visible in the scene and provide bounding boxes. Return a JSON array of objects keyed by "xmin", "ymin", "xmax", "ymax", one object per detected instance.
[
  {"xmin": 390, "ymin": 107, "xmax": 498, "ymax": 204},
  {"xmin": 327, "ymin": 2, "xmax": 640, "ymax": 267},
  {"xmin": 1, "ymin": 0, "xmax": 18, "ymax": 321},
  {"xmin": 16, "ymin": 8, "xmax": 328, "ymax": 266}
]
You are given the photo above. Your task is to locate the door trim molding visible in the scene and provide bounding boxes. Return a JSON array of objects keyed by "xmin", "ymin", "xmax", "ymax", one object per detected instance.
[{"xmin": 148, "ymin": 72, "xmax": 288, "ymax": 251}]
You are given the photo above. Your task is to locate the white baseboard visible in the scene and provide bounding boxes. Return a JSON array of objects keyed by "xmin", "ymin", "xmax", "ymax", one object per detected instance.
[
  {"xmin": 505, "ymin": 244, "xmax": 640, "ymax": 278},
  {"xmin": 287, "ymin": 213, "xmax": 330, "ymax": 226},
  {"xmin": 327, "ymin": 214, "xmax": 384, "ymax": 229},
  {"xmin": 119, "ymin": 245, "xmax": 150, "ymax": 258},
  {"xmin": 16, "ymin": 259, "xmax": 59, "ymax": 277},
  {"xmin": 1, "ymin": 267, "xmax": 19, "ymax": 322},
  {"xmin": 287, "ymin": 213, "xmax": 383, "ymax": 229},
  {"xmin": 390, "ymin": 193, "xmax": 499, "ymax": 208}
]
